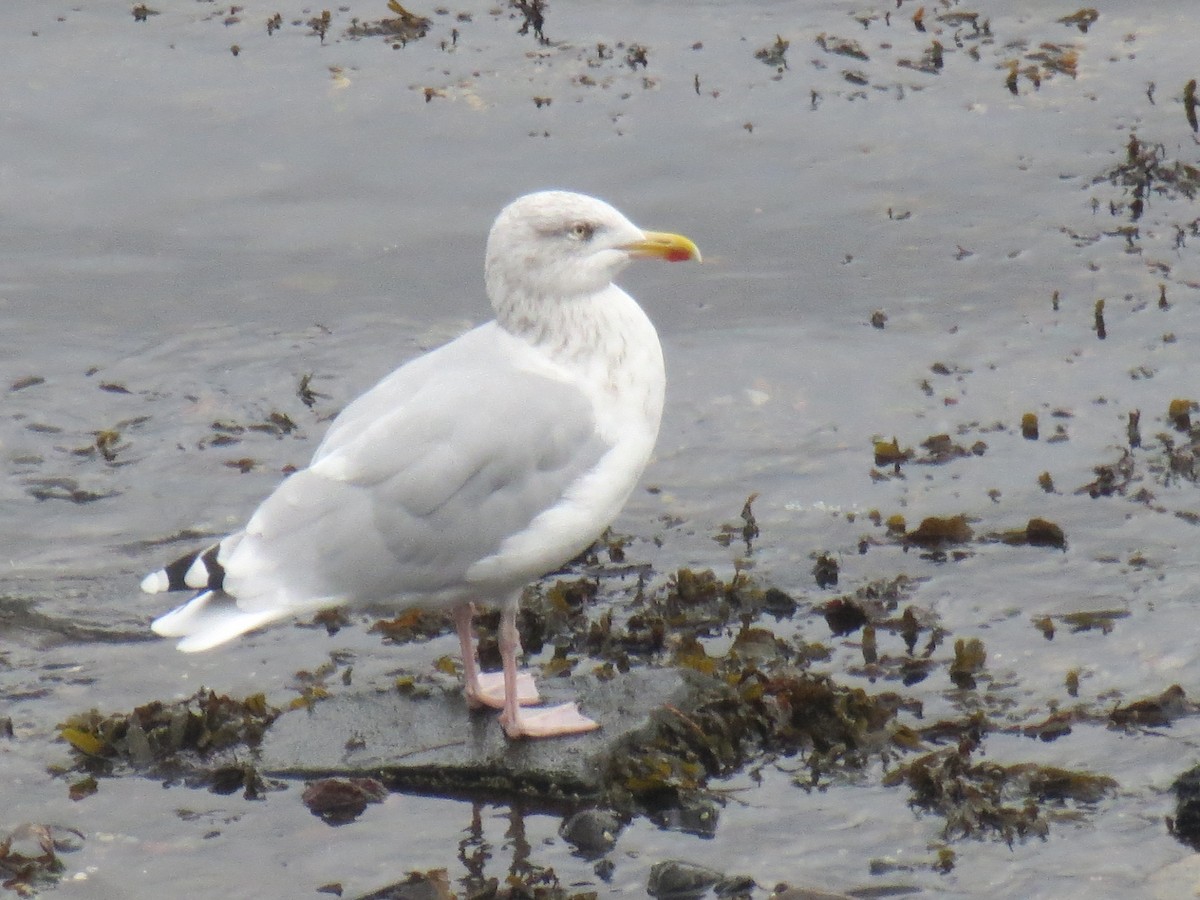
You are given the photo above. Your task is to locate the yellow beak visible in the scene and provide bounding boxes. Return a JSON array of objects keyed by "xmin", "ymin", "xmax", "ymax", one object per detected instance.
[{"xmin": 623, "ymin": 231, "xmax": 702, "ymax": 264}]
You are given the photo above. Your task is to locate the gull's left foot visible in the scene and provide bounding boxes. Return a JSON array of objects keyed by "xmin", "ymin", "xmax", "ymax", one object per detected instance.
[
  {"xmin": 500, "ymin": 702, "xmax": 600, "ymax": 739},
  {"xmin": 467, "ymin": 671, "xmax": 540, "ymax": 709}
]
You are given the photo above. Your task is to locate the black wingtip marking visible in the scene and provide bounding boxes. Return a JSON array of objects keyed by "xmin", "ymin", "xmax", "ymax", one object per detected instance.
[
  {"xmin": 200, "ymin": 545, "xmax": 225, "ymax": 590},
  {"xmin": 160, "ymin": 543, "xmax": 225, "ymax": 592},
  {"xmin": 161, "ymin": 551, "xmax": 196, "ymax": 592}
]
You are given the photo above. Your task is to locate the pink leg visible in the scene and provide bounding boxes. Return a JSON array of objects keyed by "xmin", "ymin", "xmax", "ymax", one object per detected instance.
[
  {"xmin": 496, "ymin": 601, "xmax": 599, "ymax": 740},
  {"xmin": 453, "ymin": 603, "xmax": 538, "ymax": 709}
]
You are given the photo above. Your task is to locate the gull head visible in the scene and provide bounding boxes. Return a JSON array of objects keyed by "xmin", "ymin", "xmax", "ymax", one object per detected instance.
[{"xmin": 485, "ymin": 191, "xmax": 700, "ymax": 320}]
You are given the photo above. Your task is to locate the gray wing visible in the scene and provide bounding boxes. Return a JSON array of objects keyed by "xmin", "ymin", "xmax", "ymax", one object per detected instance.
[{"xmin": 222, "ymin": 323, "xmax": 610, "ymax": 610}]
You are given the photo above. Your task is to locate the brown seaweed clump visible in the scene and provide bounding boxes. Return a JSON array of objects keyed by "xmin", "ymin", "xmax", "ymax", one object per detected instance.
[
  {"xmin": 57, "ymin": 689, "xmax": 282, "ymax": 795},
  {"xmin": 353, "ymin": 865, "xmax": 599, "ymax": 900},
  {"xmin": 1094, "ymin": 134, "xmax": 1200, "ymax": 224},
  {"xmin": 1171, "ymin": 764, "xmax": 1200, "ymax": 849},
  {"xmin": 902, "ymin": 515, "xmax": 974, "ymax": 558},
  {"xmin": 754, "ymin": 35, "xmax": 790, "ymax": 70},
  {"xmin": 346, "ymin": 1, "xmax": 431, "ymax": 44},
  {"xmin": 603, "ymin": 641, "xmax": 907, "ymax": 822},
  {"xmin": 991, "ymin": 518, "xmax": 1067, "ymax": 550},
  {"xmin": 0, "ymin": 824, "xmax": 85, "ymax": 895},
  {"xmin": 1109, "ymin": 684, "xmax": 1196, "ymax": 729},
  {"xmin": 302, "ymin": 777, "xmax": 388, "ymax": 825},
  {"xmin": 885, "ymin": 738, "xmax": 1116, "ymax": 844}
]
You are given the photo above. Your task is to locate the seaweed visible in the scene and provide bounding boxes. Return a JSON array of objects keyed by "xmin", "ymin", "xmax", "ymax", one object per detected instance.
[
  {"xmin": 0, "ymin": 824, "xmax": 85, "ymax": 895},
  {"xmin": 346, "ymin": 1, "xmax": 431, "ymax": 43},
  {"xmin": 57, "ymin": 689, "xmax": 282, "ymax": 792},
  {"xmin": 1077, "ymin": 450, "xmax": 1135, "ymax": 498},
  {"xmin": 948, "ymin": 638, "xmax": 986, "ymax": 689},
  {"xmin": 302, "ymin": 777, "xmax": 388, "ymax": 825},
  {"xmin": 913, "ymin": 433, "xmax": 984, "ymax": 465},
  {"xmin": 1171, "ymin": 764, "xmax": 1200, "ymax": 849},
  {"xmin": 886, "ymin": 739, "xmax": 1116, "ymax": 843},
  {"xmin": 903, "ymin": 515, "xmax": 974, "ymax": 549},
  {"xmin": 712, "ymin": 494, "xmax": 760, "ymax": 553},
  {"xmin": 815, "ymin": 33, "xmax": 868, "ymax": 61},
  {"xmin": 1109, "ymin": 684, "xmax": 1195, "ymax": 729},
  {"xmin": 511, "ymin": 0, "xmax": 548, "ymax": 44},
  {"xmin": 990, "ymin": 518, "xmax": 1067, "ymax": 550},
  {"xmin": 1057, "ymin": 9, "xmax": 1098, "ymax": 33},
  {"xmin": 873, "ymin": 437, "xmax": 911, "ymax": 468},
  {"xmin": 753, "ymin": 35, "xmax": 789, "ymax": 71},
  {"xmin": 1094, "ymin": 133, "xmax": 1200, "ymax": 225},
  {"xmin": 603, "ymin": 661, "xmax": 903, "ymax": 817}
]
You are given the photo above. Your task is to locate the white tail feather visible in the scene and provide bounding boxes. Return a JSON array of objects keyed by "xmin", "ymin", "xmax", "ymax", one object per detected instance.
[
  {"xmin": 140, "ymin": 570, "xmax": 171, "ymax": 594},
  {"xmin": 152, "ymin": 589, "xmax": 343, "ymax": 652},
  {"xmin": 174, "ymin": 608, "xmax": 287, "ymax": 653},
  {"xmin": 151, "ymin": 590, "xmax": 220, "ymax": 637},
  {"xmin": 184, "ymin": 556, "xmax": 211, "ymax": 589}
]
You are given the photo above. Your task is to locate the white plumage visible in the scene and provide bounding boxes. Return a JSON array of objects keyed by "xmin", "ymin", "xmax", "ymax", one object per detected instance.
[{"xmin": 143, "ymin": 190, "xmax": 700, "ymax": 738}]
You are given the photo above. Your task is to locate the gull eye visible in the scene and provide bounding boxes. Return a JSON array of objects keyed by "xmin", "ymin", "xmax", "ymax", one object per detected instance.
[{"xmin": 567, "ymin": 222, "xmax": 595, "ymax": 242}]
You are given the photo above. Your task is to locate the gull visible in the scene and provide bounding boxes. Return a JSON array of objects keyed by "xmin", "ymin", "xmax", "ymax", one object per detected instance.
[{"xmin": 142, "ymin": 190, "xmax": 700, "ymax": 739}]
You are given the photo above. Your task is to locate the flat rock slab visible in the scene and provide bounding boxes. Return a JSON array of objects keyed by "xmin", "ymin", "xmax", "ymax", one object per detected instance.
[{"xmin": 258, "ymin": 668, "xmax": 689, "ymax": 805}]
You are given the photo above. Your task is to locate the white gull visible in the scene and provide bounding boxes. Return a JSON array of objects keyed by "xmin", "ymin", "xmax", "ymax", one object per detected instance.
[{"xmin": 142, "ymin": 190, "xmax": 700, "ymax": 739}]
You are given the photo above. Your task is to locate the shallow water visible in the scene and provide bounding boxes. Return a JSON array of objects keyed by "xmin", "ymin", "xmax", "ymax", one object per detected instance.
[{"xmin": 4, "ymin": 1, "xmax": 1200, "ymax": 897}]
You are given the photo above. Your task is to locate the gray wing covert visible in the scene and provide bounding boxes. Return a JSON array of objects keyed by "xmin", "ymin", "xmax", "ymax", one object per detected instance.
[{"xmin": 225, "ymin": 327, "xmax": 610, "ymax": 609}]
